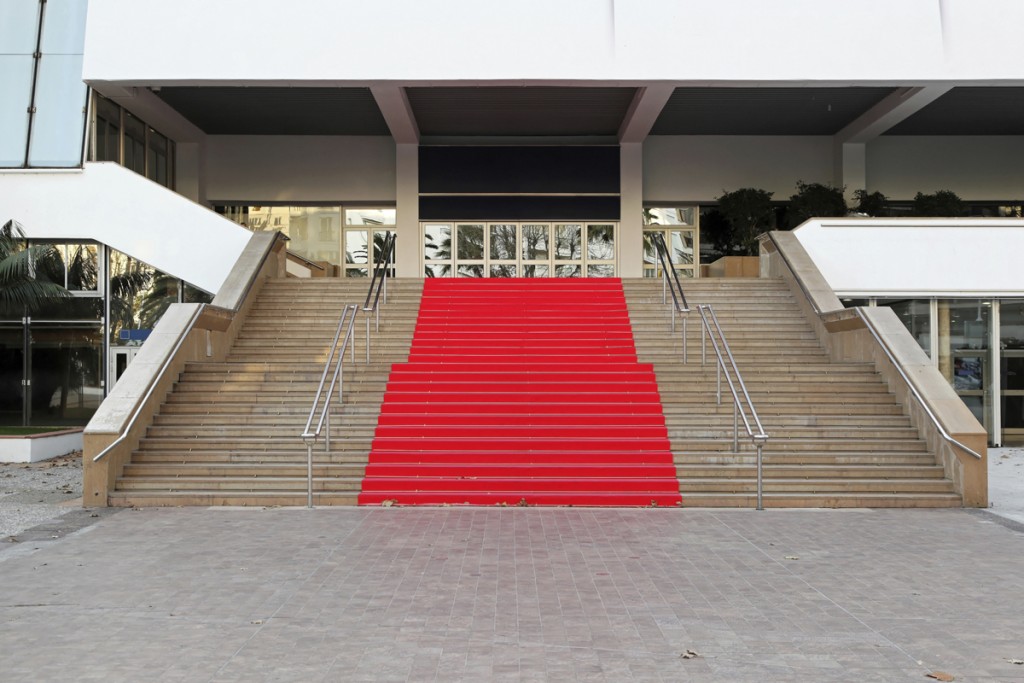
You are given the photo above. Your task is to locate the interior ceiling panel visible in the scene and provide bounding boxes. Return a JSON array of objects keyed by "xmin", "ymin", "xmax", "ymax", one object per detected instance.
[
  {"xmin": 153, "ymin": 87, "xmax": 390, "ymax": 135},
  {"xmin": 406, "ymin": 87, "xmax": 638, "ymax": 137},
  {"xmin": 885, "ymin": 87, "xmax": 1024, "ymax": 135},
  {"xmin": 651, "ymin": 87, "xmax": 897, "ymax": 135}
]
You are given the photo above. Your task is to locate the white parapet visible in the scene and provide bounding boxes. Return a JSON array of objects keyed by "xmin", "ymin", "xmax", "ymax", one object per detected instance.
[
  {"xmin": 793, "ymin": 217, "xmax": 1024, "ymax": 298},
  {"xmin": 0, "ymin": 163, "xmax": 251, "ymax": 294},
  {"xmin": 0, "ymin": 430, "xmax": 83, "ymax": 463}
]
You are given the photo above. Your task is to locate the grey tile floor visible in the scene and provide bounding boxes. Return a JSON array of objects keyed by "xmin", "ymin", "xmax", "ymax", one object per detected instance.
[{"xmin": 1, "ymin": 507, "xmax": 1023, "ymax": 682}]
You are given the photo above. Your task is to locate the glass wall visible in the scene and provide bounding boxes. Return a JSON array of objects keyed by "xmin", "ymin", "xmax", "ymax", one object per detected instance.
[
  {"xmin": 422, "ymin": 221, "xmax": 617, "ymax": 278},
  {"xmin": 0, "ymin": 0, "xmax": 89, "ymax": 168},
  {"xmin": 0, "ymin": 238, "xmax": 211, "ymax": 427},
  {"xmin": 89, "ymin": 94, "xmax": 176, "ymax": 188},
  {"xmin": 867, "ymin": 297, "xmax": 1004, "ymax": 443},
  {"xmin": 643, "ymin": 207, "xmax": 699, "ymax": 279},
  {"xmin": 217, "ymin": 205, "xmax": 397, "ymax": 276},
  {"xmin": 1000, "ymin": 300, "xmax": 1024, "ymax": 444}
]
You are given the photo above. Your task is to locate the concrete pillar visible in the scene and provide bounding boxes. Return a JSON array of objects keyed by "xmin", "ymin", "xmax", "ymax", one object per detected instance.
[
  {"xmin": 619, "ymin": 142, "xmax": 643, "ymax": 278},
  {"xmin": 175, "ymin": 142, "xmax": 207, "ymax": 206},
  {"xmin": 833, "ymin": 141, "xmax": 866, "ymax": 205},
  {"xmin": 395, "ymin": 144, "xmax": 419, "ymax": 278}
]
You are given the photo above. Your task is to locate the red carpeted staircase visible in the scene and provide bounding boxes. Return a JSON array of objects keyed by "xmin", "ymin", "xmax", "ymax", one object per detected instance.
[{"xmin": 358, "ymin": 278, "xmax": 681, "ymax": 506}]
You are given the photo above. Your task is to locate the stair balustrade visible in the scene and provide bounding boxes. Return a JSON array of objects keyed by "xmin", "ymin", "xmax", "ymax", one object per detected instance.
[
  {"xmin": 300, "ymin": 304, "xmax": 359, "ymax": 508},
  {"xmin": 362, "ymin": 231, "xmax": 396, "ymax": 363},
  {"xmin": 650, "ymin": 232, "xmax": 690, "ymax": 363},
  {"xmin": 696, "ymin": 304, "xmax": 770, "ymax": 510}
]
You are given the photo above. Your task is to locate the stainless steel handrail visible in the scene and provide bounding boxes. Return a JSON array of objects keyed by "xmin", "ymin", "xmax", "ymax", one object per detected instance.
[
  {"xmin": 650, "ymin": 232, "xmax": 690, "ymax": 363},
  {"xmin": 697, "ymin": 304, "xmax": 770, "ymax": 510},
  {"xmin": 854, "ymin": 308, "xmax": 982, "ymax": 461},
  {"xmin": 362, "ymin": 231, "xmax": 396, "ymax": 363},
  {"xmin": 300, "ymin": 303, "xmax": 359, "ymax": 508},
  {"xmin": 93, "ymin": 304, "xmax": 206, "ymax": 463}
]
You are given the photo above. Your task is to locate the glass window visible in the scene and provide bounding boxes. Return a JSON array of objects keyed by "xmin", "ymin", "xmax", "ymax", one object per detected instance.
[
  {"xmin": 644, "ymin": 207, "xmax": 696, "ymax": 226},
  {"xmin": 39, "ymin": 0, "xmax": 88, "ymax": 54},
  {"xmin": 93, "ymin": 95, "xmax": 121, "ymax": 162},
  {"xmin": 123, "ymin": 112, "xmax": 146, "ymax": 175},
  {"xmin": 521, "ymin": 225, "xmax": 549, "ymax": 261},
  {"xmin": 345, "ymin": 230, "xmax": 369, "ymax": 278},
  {"xmin": 424, "ymin": 224, "xmax": 452, "ymax": 261},
  {"xmin": 456, "ymin": 225, "xmax": 484, "ymax": 261},
  {"xmin": 146, "ymin": 128, "xmax": 170, "ymax": 187},
  {"xmin": 670, "ymin": 230, "xmax": 695, "ymax": 266},
  {"xmin": 0, "ymin": 326, "xmax": 25, "ymax": 426},
  {"xmin": 0, "ymin": 56, "xmax": 35, "ymax": 166},
  {"xmin": 489, "ymin": 224, "xmax": 516, "ymax": 260},
  {"xmin": 0, "ymin": 1, "xmax": 43, "ymax": 54},
  {"xmin": 26, "ymin": 54, "xmax": 88, "ymax": 167},
  {"xmin": 554, "ymin": 224, "xmax": 582, "ymax": 260},
  {"xmin": 586, "ymin": 224, "xmax": 615, "ymax": 260},
  {"xmin": 345, "ymin": 208, "xmax": 396, "ymax": 226},
  {"xmin": 30, "ymin": 324, "xmax": 102, "ymax": 426}
]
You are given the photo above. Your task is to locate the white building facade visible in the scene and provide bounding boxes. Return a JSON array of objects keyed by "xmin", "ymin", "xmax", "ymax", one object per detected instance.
[{"xmin": 2, "ymin": 0, "xmax": 1024, "ymax": 439}]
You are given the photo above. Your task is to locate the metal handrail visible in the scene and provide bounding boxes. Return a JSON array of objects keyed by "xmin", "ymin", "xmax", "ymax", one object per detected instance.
[
  {"xmin": 362, "ymin": 231, "xmax": 396, "ymax": 363},
  {"xmin": 649, "ymin": 232, "xmax": 690, "ymax": 363},
  {"xmin": 300, "ymin": 303, "xmax": 359, "ymax": 508},
  {"xmin": 854, "ymin": 308, "xmax": 982, "ymax": 461},
  {"xmin": 767, "ymin": 231, "xmax": 982, "ymax": 461},
  {"xmin": 93, "ymin": 304, "xmax": 206, "ymax": 463},
  {"xmin": 697, "ymin": 304, "xmax": 770, "ymax": 510}
]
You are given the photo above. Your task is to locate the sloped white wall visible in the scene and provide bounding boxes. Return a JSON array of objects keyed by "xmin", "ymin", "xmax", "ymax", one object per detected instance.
[
  {"xmin": 0, "ymin": 163, "xmax": 251, "ymax": 293},
  {"xmin": 793, "ymin": 218, "xmax": 1024, "ymax": 297}
]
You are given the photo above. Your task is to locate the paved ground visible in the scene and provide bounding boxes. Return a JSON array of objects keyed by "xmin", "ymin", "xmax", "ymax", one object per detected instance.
[{"xmin": 1, "ymin": 506, "xmax": 1023, "ymax": 682}]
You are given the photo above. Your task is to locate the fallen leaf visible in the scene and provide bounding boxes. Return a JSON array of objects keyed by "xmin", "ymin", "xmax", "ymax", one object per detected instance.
[
  {"xmin": 1007, "ymin": 659, "xmax": 1024, "ymax": 665},
  {"xmin": 381, "ymin": 499, "xmax": 396, "ymax": 508},
  {"xmin": 925, "ymin": 671, "xmax": 955, "ymax": 681},
  {"xmin": 785, "ymin": 555, "xmax": 800, "ymax": 561},
  {"xmin": 250, "ymin": 619, "xmax": 264, "ymax": 625},
  {"xmin": 679, "ymin": 650, "xmax": 700, "ymax": 659}
]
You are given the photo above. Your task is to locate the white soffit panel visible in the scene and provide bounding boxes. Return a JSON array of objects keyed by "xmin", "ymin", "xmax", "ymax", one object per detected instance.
[
  {"xmin": 793, "ymin": 218, "xmax": 1024, "ymax": 297},
  {"xmin": 0, "ymin": 163, "xmax": 251, "ymax": 293}
]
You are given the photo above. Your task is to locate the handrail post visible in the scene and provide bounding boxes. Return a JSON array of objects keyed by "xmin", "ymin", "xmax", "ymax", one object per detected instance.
[
  {"xmin": 325, "ymin": 401, "xmax": 331, "ymax": 451},
  {"xmin": 365, "ymin": 313, "xmax": 371, "ymax": 364},
  {"xmin": 306, "ymin": 440, "xmax": 314, "ymax": 509},
  {"xmin": 681, "ymin": 313, "xmax": 687, "ymax": 364},
  {"xmin": 756, "ymin": 441, "xmax": 764, "ymax": 511},
  {"xmin": 733, "ymin": 401, "xmax": 739, "ymax": 452}
]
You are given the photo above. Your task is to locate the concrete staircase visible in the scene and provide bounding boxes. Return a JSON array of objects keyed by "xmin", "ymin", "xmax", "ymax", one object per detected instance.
[
  {"xmin": 623, "ymin": 278, "xmax": 961, "ymax": 508},
  {"xmin": 108, "ymin": 278, "xmax": 423, "ymax": 506}
]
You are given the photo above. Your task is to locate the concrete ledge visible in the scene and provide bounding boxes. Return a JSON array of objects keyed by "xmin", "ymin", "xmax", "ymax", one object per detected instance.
[
  {"xmin": 0, "ymin": 429, "xmax": 83, "ymax": 463},
  {"xmin": 761, "ymin": 230, "xmax": 988, "ymax": 507},
  {"xmin": 83, "ymin": 231, "xmax": 288, "ymax": 507}
]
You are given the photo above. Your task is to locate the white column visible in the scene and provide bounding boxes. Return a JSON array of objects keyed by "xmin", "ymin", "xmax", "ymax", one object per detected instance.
[
  {"xmin": 833, "ymin": 141, "xmax": 866, "ymax": 204},
  {"xmin": 618, "ymin": 143, "xmax": 643, "ymax": 278},
  {"xmin": 174, "ymin": 141, "xmax": 207, "ymax": 206},
  {"xmin": 395, "ymin": 143, "xmax": 420, "ymax": 278}
]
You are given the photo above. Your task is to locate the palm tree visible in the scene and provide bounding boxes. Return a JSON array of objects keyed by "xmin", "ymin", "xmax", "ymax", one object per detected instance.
[{"xmin": 0, "ymin": 220, "xmax": 68, "ymax": 318}]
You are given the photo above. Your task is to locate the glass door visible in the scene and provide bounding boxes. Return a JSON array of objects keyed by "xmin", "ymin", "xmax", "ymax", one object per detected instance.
[
  {"xmin": 1000, "ymin": 300, "xmax": 1024, "ymax": 443},
  {"xmin": 422, "ymin": 221, "xmax": 617, "ymax": 278}
]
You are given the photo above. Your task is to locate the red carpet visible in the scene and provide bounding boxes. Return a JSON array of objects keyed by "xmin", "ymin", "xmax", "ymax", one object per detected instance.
[{"xmin": 357, "ymin": 278, "xmax": 681, "ymax": 506}]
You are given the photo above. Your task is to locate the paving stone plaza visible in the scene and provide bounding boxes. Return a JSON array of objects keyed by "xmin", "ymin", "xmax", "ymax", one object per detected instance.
[{"xmin": 1, "ymin": 507, "xmax": 1023, "ymax": 682}]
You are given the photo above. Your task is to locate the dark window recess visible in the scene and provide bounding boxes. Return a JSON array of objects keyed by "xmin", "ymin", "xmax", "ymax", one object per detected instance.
[
  {"xmin": 420, "ymin": 196, "xmax": 620, "ymax": 221},
  {"xmin": 419, "ymin": 146, "xmax": 620, "ymax": 194}
]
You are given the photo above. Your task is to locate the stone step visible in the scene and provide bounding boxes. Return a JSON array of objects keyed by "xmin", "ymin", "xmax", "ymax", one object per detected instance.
[
  {"xmin": 678, "ymin": 477, "xmax": 956, "ymax": 494},
  {"xmin": 107, "ymin": 491, "xmax": 359, "ymax": 506},
  {"xmin": 676, "ymin": 492, "xmax": 963, "ymax": 508}
]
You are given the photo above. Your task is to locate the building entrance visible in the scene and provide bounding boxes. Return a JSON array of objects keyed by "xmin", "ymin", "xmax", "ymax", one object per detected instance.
[{"xmin": 422, "ymin": 222, "xmax": 617, "ymax": 277}]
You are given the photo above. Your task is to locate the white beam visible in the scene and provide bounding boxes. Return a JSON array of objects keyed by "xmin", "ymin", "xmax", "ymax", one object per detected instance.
[
  {"xmin": 835, "ymin": 85, "xmax": 953, "ymax": 144},
  {"xmin": 371, "ymin": 86, "xmax": 420, "ymax": 144},
  {"xmin": 618, "ymin": 85, "xmax": 674, "ymax": 144}
]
